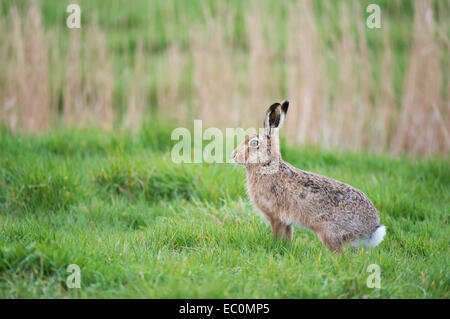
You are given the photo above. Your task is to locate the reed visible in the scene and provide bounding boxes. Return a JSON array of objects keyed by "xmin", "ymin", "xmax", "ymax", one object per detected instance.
[{"xmin": 0, "ymin": 0, "xmax": 448, "ymax": 156}]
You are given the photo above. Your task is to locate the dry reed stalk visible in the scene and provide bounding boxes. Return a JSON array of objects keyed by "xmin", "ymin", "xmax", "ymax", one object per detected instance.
[
  {"xmin": 331, "ymin": 1, "xmax": 361, "ymax": 150},
  {"xmin": 190, "ymin": 6, "xmax": 239, "ymax": 129},
  {"xmin": 285, "ymin": 0, "xmax": 327, "ymax": 146},
  {"xmin": 48, "ymin": 28, "xmax": 66, "ymax": 128},
  {"xmin": 64, "ymin": 18, "xmax": 114, "ymax": 129},
  {"xmin": 63, "ymin": 30, "xmax": 83, "ymax": 126},
  {"xmin": 375, "ymin": 21, "xmax": 397, "ymax": 152},
  {"xmin": 245, "ymin": 2, "xmax": 272, "ymax": 128},
  {"xmin": 5, "ymin": 4, "xmax": 50, "ymax": 133},
  {"xmin": 124, "ymin": 41, "xmax": 148, "ymax": 129},
  {"xmin": 0, "ymin": 6, "xmax": 15, "ymax": 129},
  {"xmin": 436, "ymin": 0, "xmax": 450, "ymax": 153},
  {"xmin": 85, "ymin": 19, "xmax": 114, "ymax": 129},
  {"xmin": 354, "ymin": 0, "xmax": 374, "ymax": 149},
  {"xmin": 393, "ymin": 0, "xmax": 448, "ymax": 156},
  {"xmin": 156, "ymin": 44, "xmax": 187, "ymax": 124}
]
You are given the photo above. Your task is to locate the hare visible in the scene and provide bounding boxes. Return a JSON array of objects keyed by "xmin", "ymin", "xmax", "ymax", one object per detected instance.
[{"xmin": 232, "ymin": 101, "xmax": 386, "ymax": 253}]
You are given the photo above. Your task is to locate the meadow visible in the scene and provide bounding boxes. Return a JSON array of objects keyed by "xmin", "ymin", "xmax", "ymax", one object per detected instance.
[{"xmin": 0, "ymin": 125, "xmax": 448, "ymax": 298}]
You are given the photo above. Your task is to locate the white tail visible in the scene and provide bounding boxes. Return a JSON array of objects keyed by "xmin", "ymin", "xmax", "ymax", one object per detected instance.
[{"xmin": 352, "ymin": 225, "xmax": 386, "ymax": 248}]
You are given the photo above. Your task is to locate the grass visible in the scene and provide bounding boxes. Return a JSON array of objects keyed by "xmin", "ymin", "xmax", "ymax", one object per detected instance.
[{"xmin": 0, "ymin": 125, "xmax": 448, "ymax": 298}]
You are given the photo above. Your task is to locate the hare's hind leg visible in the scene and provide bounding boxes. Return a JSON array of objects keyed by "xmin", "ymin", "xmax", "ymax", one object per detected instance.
[
  {"xmin": 283, "ymin": 224, "xmax": 293, "ymax": 243},
  {"xmin": 278, "ymin": 224, "xmax": 293, "ymax": 243},
  {"xmin": 270, "ymin": 219, "xmax": 293, "ymax": 243},
  {"xmin": 313, "ymin": 225, "xmax": 342, "ymax": 254}
]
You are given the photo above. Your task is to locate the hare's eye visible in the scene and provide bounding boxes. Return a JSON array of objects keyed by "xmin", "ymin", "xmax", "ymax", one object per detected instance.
[{"xmin": 249, "ymin": 139, "xmax": 259, "ymax": 148}]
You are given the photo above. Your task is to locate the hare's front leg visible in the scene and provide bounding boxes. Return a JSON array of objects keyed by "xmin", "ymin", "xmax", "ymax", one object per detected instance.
[{"xmin": 270, "ymin": 219, "xmax": 293, "ymax": 243}]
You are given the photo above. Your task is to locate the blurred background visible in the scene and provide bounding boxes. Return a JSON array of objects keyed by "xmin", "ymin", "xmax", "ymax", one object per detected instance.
[{"xmin": 0, "ymin": 0, "xmax": 448, "ymax": 157}]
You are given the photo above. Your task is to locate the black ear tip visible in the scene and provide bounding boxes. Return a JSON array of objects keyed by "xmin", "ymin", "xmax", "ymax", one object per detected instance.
[
  {"xmin": 281, "ymin": 100, "xmax": 289, "ymax": 112},
  {"xmin": 267, "ymin": 102, "xmax": 281, "ymax": 114}
]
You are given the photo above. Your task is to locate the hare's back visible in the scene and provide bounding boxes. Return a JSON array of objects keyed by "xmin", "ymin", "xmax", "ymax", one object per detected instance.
[{"xmin": 280, "ymin": 162, "xmax": 379, "ymax": 216}]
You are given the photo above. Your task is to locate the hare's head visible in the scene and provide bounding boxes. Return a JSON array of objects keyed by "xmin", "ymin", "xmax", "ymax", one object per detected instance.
[{"xmin": 232, "ymin": 100, "xmax": 289, "ymax": 166}]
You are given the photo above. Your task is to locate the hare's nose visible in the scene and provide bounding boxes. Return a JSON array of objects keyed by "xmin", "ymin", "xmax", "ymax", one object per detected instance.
[{"xmin": 231, "ymin": 150, "xmax": 236, "ymax": 159}]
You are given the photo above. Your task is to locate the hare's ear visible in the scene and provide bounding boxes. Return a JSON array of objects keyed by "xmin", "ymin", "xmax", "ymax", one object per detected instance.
[{"xmin": 264, "ymin": 100, "xmax": 289, "ymax": 137}]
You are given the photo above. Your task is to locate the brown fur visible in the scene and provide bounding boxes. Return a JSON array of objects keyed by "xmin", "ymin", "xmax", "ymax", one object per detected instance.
[{"xmin": 232, "ymin": 101, "xmax": 383, "ymax": 253}]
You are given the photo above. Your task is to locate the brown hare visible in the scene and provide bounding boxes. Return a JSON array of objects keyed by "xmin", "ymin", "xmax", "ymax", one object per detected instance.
[{"xmin": 232, "ymin": 101, "xmax": 386, "ymax": 253}]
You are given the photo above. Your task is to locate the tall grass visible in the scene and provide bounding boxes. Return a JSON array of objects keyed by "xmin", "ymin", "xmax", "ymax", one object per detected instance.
[{"xmin": 0, "ymin": 0, "xmax": 448, "ymax": 156}]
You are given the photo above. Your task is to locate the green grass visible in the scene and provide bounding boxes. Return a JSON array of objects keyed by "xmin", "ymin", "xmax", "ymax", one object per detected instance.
[{"xmin": 0, "ymin": 125, "xmax": 448, "ymax": 298}]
